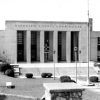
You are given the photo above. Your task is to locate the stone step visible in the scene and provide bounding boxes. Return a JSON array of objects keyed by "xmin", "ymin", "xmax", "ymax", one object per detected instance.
[{"xmin": 18, "ymin": 63, "xmax": 97, "ymax": 77}]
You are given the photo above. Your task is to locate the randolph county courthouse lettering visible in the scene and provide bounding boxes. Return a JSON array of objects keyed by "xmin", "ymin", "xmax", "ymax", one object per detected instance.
[{"xmin": 0, "ymin": 18, "xmax": 99, "ymax": 64}]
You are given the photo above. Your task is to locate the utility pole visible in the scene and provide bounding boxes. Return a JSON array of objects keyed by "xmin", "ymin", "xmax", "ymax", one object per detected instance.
[
  {"xmin": 87, "ymin": 0, "xmax": 90, "ymax": 85},
  {"xmin": 87, "ymin": 0, "xmax": 94, "ymax": 86}
]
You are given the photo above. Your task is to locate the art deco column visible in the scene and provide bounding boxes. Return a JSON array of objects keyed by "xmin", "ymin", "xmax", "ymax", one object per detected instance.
[
  {"xmin": 66, "ymin": 31, "xmax": 71, "ymax": 62},
  {"xmin": 26, "ymin": 30, "xmax": 31, "ymax": 63},
  {"xmin": 53, "ymin": 31, "xmax": 58, "ymax": 63},
  {"xmin": 40, "ymin": 30, "xmax": 44, "ymax": 63}
]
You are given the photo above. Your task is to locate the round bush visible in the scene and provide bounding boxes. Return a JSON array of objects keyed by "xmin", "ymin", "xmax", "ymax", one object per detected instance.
[
  {"xmin": 47, "ymin": 73, "xmax": 52, "ymax": 78},
  {"xmin": 89, "ymin": 76, "xmax": 99, "ymax": 82},
  {"xmin": 41, "ymin": 73, "xmax": 52, "ymax": 78},
  {"xmin": 0, "ymin": 63, "xmax": 12, "ymax": 73},
  {"xmin": 5, "ymin": 69, "xmax": 14, "ymax": 77},
  {"xmin": 60, "ymin": 76, "xmax": 71, "ymax": 82},
  {"xmin": 41, "ymin": 73, "xmax": 47, "ymax": 78},
  {"xmin": 25, "ymin": 73, "xmax": 33, "ymax": 78}
]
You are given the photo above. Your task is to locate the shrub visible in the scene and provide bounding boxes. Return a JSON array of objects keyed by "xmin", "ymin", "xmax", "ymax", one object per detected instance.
[
  {"xmin": 25, "ymin": 73, "xmax": 33, "ymax": 78},
  {"xmin": 5, "ymin": 69, "xmax": 14, "ymax": 77},
  {"xmin": 47, "ymin": 73, "xmax": 52, "ymax": 78},
  {"xmin": 41, "ymin": 73, "xmax": 52, "ymax": 78},
  {"xmin": 7, "ymin": 85, "xmax": 15, "ymax": 89},
  {"xmin": 60, "ymin": 76, "xmax": 76, "ymax": 83},
  {"xmin": 0, "ymin": 63, "xmax": 12, "ymax": 73},
  {"xmin": 60, "ymin": 76, "xmax": 71, "ymax": 82},
  {"xmin": 94, "ymin": 63, "xmax": 100, "ymax": 67},
  {"xmin": 89, "ymin": 76, "xmax": 99, "ymax": 82},
  {"xmin": 41, "ymin": 73, "xmax": 47, "ymax": 78}
]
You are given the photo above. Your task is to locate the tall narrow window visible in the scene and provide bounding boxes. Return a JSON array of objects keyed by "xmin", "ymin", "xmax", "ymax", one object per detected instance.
[
  {"xmin": 71, "ymin": 31, "xmax": 79, "ymax": 62},
  {"xmin": 17, "ymin": 31, "xmax": 26, "ymax": 62},
  {"xmin": 31, "ymin": 31, "xmax": 40, "ymax": 62},
  {"xmin": 58, "ymin": 31, "xmax": 66, "ymax": 62},
  {"xmin": 97, "ymin": 37, "xmax": 100, "ymax": 61},
  {"xmin": 58, "ymin": 31, "xmax": 62, "ymax": 61},
  {"xmin": 31, "ymin": 31, "xmax": 37, "ymax": 62},
  {"xmin": 44, "ymin": 31, "xmax": 53, "ymax": 62}
]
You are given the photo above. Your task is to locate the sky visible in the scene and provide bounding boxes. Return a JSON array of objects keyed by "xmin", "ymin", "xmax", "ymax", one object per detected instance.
[{"xmin": 0, "ymin": 0, "xmax": 99, "ymax": 31}]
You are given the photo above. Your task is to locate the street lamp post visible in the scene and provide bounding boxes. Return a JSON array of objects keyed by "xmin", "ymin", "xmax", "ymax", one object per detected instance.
[
  {"xmin": 74, "ymin": 47, "xmax": 78, "ymax": 83},
  {"xmin": 53, "ymin": 50, "xmax": 56, "ymax": 80}
]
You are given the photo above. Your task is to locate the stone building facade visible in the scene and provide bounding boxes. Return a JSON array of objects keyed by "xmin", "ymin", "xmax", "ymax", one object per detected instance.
[{"xmin": 0, "ymin": 18, "xmax": 99, "ymax": 64}]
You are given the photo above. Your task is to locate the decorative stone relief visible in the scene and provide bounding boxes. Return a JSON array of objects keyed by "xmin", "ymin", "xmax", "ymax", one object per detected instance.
[{"xmin": 14, "ymin": 23, "xmax": 82, "ymax": 30}]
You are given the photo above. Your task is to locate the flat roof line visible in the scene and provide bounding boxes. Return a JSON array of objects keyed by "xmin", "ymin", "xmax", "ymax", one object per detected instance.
[{"xmin": 5, "ymin": 20, "xmax": 88, "ymax": 24}]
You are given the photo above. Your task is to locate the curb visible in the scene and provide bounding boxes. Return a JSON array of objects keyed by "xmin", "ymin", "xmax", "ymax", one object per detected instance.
[{"xmin": 0, "ymin": 92, "xmax": 40, "ymax": 100}]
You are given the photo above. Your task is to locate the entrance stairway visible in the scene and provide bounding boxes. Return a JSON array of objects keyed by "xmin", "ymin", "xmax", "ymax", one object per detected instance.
[{"xmin": 17, "ymin": 62, "xmax": 98, "ymax": 77}]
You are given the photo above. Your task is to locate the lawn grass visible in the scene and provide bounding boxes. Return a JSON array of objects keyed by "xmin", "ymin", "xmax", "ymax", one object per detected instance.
[
  {"xmin": 0, "ymin": 73, "xmax": 60, "ymax": 99},
  {"xmin": 0, "ymin": 73, "xmax": 100, "ymax": 100}
]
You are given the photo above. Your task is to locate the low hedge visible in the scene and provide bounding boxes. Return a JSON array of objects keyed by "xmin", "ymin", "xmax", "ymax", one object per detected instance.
[
  {"xmin": 0, "ymin": 62, "xmax": 12, "ymax": 73},
  {"xmin": 89, "ymin": 76, "xmax": 99, "ymax": 82},
  {"xmin": 41, "ymin": 73, "xmax": 52, "ymax": 78},
  {"xmin": 25, "ymin": 73, "xmax": 33, "ymax": 78},
  {"xmin": 5, "ymin": 69, "xmax": 14, "ymax": 77},
  {"xmin": 60, "ymin": 75, "xmax": 76, "ymax": 83}
]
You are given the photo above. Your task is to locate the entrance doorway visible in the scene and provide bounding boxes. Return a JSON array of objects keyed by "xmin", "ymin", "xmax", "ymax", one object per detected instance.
[
  {"xmin": 17, "ymin": 31, "xmax": 26, "ymax": 62},
  {"xmin": 44, "ymin": 31, "xmax": 53, "ymax": 62},
  {"xmin": 71, "ymin": 31, "xmax": 79, "ymax": 62}
]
